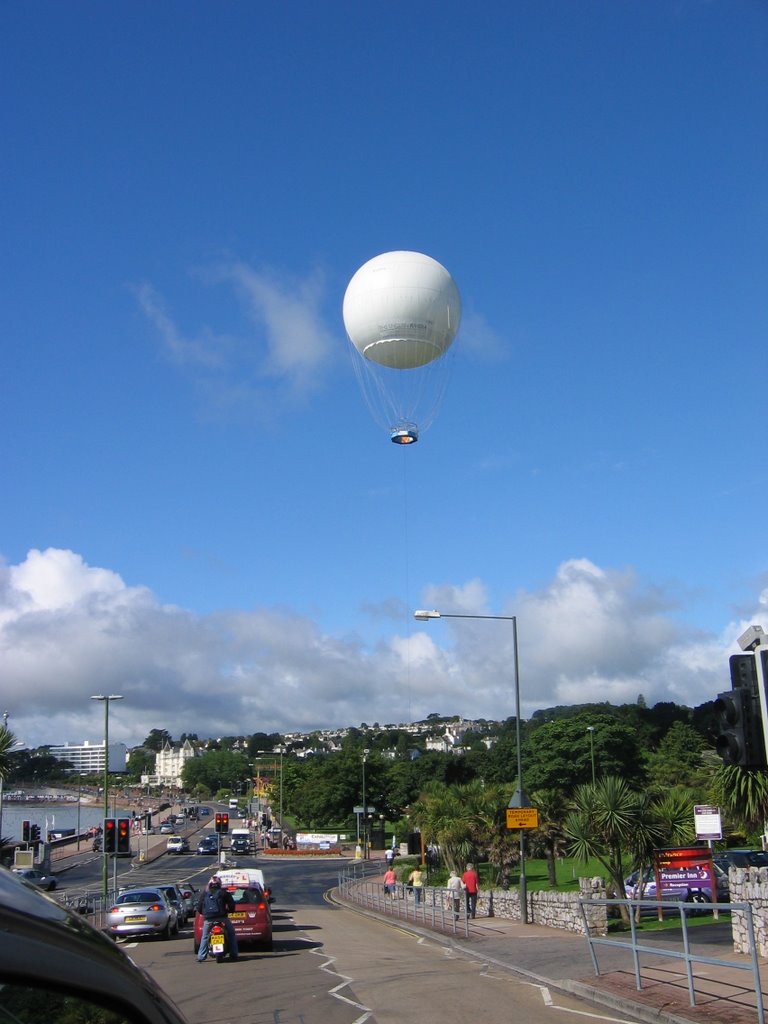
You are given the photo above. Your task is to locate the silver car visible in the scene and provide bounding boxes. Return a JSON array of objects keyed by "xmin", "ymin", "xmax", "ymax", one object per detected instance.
[
  {"xmin": 177, "ymin": 882, "xmax": 199, "ymax": 919},
  {"xmin": 108, "ymin": 887, "xmax": 178, "ymax": 940},
  {"xmin": 155, "ymin": 883, "xmax": 188, "ymax": 926},
  {"xmin": 11, "ymin": 868, "xmax": 58, "ymax": 891}
]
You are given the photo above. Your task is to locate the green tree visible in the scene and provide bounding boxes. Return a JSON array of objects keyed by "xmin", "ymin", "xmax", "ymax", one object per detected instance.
[
  {"xmin": 645, "ymin": 722, "xmax": 705, "ymax": 793},
  {"xmin": 714, "ymin": 765, "xmax": 768, "ymax": 836},
  {"xmin": 564, "ymin": 776, "xmax": 664, "ymax": 923},
  {"xmin": 525, "ymin": 714, "xmax": 646, "ymax": 792},
  {"xmin": 408, "ymin": 780, "xmax": 478, "ymax": 873},
  {"xmin": 0, "ymin": 725, "xmax": 18, "ymax": 842},
  {"xmin": 409, "ymin": 779, "xmax": 511, "ymax": 876},
  {"xmin": 181, "ymin": 749, "xmax": 250, "ymax": 793},
  {"xmin": 142, "ymin": 729, "xmax": 172, "ymax": 752},
  {"xmin": 529, "ymin": 788, "xmax": 570, "ymax": 886},
  {"xmin": 125, "ymin": 748, "xmax": 156, "ymax": 782}
]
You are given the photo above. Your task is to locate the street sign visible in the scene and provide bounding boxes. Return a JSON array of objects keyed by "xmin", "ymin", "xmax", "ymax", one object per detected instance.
[
  {"xmin": 694, "ymin": 804, "xmax": 722, "ymax": 841},
  {"xmin": 506, "ymin": 807, "xmax": 539, "ymax": 830}
]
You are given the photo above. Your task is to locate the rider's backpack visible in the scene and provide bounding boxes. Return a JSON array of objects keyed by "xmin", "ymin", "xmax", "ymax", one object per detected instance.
[{"xmin": 203, "ymin": 890, "xmax": 222, "ymax": 917}]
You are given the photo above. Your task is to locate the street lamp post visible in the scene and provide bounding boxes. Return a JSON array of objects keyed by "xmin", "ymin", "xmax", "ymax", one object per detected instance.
[
  {"xmin": 414, "ymin": 608, "xmax": 529, "ymax": 923},
  {"xmin": 276, "ymin": 745, "xmax": 286, "ymax": 847},
  {"xmin": 586, "ymin": 726, "xmax": 596, "ymax": 784},
  {"xmin": 90, "ymin": 695, "xmax": 123, "ymax": 899},
  {"xmin": 362, "ymin": 749, "xmax": 370, "ymax": 859},
  {"xmin": 0, "ymin": 711, "xmax": 9, "ymax": 844}
]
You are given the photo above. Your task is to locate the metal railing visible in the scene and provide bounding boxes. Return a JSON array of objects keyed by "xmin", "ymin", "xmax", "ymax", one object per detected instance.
[
  {"xmin": 580, "ymin": 897, "xmax": 765, "ymax": 1024},
  {"xmin": 337, "ymin": 862, "xmax": 470, "ymax": 937}
]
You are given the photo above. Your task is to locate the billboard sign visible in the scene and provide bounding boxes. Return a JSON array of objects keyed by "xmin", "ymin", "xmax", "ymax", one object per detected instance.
[{"xmin": 652, "ymin": 847, "xmax": 717, "ymax": 903}]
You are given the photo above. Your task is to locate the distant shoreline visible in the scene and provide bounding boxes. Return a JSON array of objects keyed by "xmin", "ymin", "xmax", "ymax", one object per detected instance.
[{"xmin": 4, "ymin": 789, "xmax": 100, "ymax": 805}]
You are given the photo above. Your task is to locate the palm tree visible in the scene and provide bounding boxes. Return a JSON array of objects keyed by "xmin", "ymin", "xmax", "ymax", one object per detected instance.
[
  {"xmin": 0, "ymin": 724, "xmax": 20, "ymax": 851},
  {"xmin": 564, "ymin": 775, "xmax": 664, "ymax": 924},
  {"xmin": 408, "ymin": 780, "xmax": 479, "ymax": 872},
  {"xmin": 714, "ymin": 765, "xmax": 768, "ymax": 834},
  {"xmin": 529, "ymin": 788, "xmax": 570, "ymax": 886},
  {"xmin": 408, "ymin": 779, "xmax": 512, "ymax": 876}
]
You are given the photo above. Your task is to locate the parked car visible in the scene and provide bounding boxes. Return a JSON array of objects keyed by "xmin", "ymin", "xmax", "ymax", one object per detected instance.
[
  {"xmin": 177, "ymin": 883, "xmax": 199, "ymax": 919},
  {"xmin": 193, "ymin": 873, "xmax": 272, "ymax": 952},
  {"xmin": 0, "ymin": 867, "xmax": 188, "ymax": 1024},
  {"xmin": 107, "ymin": 887, "xmax": 178, "ymax": 940},
  {"xmin": 166, "ymin": 835, "xmax": 190, "ymax": 854},
  {"xmin": 714, "ymin": 849, "xmax": 768, "ymax": 870},
  {"xmin": 154, "ymin": 884, "xmax": 188, "ymax": 926},
  {"xmin": 11, "ymin": 868, "xmax": 58, "ymax": 891},
  {"xmin": 626, "ymin": 863, "xmax": 729, "ymax": 903},
  {"xmin": 197, "ymin": 835, "xmax": 220, "ymax": 855}
]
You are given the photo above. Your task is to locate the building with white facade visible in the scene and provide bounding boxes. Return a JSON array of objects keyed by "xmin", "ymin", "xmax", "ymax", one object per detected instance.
[
  {"xmin": 141, "ymin": 739, "xmax": 198, "ymax": 788},
  {"xmin": 49, "ymin": 740, "xmax": 128, "ymax": 774}
]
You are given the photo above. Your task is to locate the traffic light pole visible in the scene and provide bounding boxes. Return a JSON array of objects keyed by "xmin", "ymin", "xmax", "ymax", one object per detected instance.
[{"xmin": 753, "ymin": 639, "xmax": 768, "ymax": 766}]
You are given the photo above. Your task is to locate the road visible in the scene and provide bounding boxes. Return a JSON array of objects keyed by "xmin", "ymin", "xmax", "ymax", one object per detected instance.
[{"xmin": 58, "ymin": 852, "xmax": 643, "ymax": 1024}]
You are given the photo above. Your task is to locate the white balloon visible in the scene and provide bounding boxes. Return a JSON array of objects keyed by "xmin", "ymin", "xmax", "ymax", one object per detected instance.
[{"xmin": 343, "ymin": 251, "xmax": 462, "ymax": 370}]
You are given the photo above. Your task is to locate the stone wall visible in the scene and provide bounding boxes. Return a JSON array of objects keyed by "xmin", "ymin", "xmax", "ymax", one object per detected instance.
[
  {"xmin": 476, "ymin": 877, "xmax": 608, "ymax": 936},
  {"xmin": 728, "ymin": 866, "xmax": 768, "ymax": 955}
]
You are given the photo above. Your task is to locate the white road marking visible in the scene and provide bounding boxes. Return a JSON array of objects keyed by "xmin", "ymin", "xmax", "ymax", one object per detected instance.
[
  {"xmin": 522, "ymin": 982, "xmax": 644, "ymax": 1023},
  {"xmin": 310, "ymin": 948, "xmax": 373, "ymax": 1024}
]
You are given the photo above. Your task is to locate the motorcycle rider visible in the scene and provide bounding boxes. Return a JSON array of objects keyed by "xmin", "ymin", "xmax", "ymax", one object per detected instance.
[{"xmin": 196, "ymin": 875, "xmax": 239, "ymax": 962}]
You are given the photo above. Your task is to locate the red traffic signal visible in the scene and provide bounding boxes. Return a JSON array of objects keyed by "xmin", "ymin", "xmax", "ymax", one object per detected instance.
[
  {"xmin": 215, "ymin": 812, "xmax": 229, "ymax": 834},
  {"xmin": 22, "ymin": 820, "xmax": 30, "ymax": 843},
  {"xmin": 117, "ymin": 818, "xmax": 131, "ymax": 855},
  {"xmin": 104, "ymin": 818, "xmax": 116, "ymax": 853}
]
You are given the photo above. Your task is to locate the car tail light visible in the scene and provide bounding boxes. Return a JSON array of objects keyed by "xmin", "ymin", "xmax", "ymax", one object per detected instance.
[
  {"xmin": 150, "ymin": 904, "xmax": 162, "ymax": 911},
  {"xmin": 257, "ymin": 902, "xmax": 266, "ymax": 910}
]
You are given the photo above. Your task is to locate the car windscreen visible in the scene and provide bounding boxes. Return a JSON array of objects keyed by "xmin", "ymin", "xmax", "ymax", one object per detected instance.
[
  {"xmin": 115, "ymin": 892, "xmax": 163, "ymax": 904},
  {"xmin": 227, "ymin": 886, "xmax": 265, "ymax": 906}
]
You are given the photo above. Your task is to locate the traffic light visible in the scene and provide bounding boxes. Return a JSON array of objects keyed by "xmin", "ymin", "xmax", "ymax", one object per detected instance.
[
  {"xmin": 104, "ymin": 818, "xmax": 116, "ymax": 853},
  {"xmin": 22, "ymin": 821, "xmax": 30, "ymax": 842},
  {"xmin": 117, "ymin": 818, "xmax": 131, "ymax": 855},
  {"xmin": 215, "ymin": 812, "xmax": 229, "ymax": 834},
  {"xmin": 714, "ymin": 654, "xmax": 766, "ymax": 768},
  {"xmin": 29, "ymin": 824, "xmax": 41, "ymax": 844},
  {"xmin": 731, "ymin": 652, "xmax": 758, "ymax": 691}
]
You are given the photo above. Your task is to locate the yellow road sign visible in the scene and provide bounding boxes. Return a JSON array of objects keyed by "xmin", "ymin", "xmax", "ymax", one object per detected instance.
[{"xmin": 506, "ymin": 807, "xmax": 539, "ymax": 830}]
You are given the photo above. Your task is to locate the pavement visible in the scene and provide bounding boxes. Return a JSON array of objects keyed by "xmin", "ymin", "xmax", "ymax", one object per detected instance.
[
  {"xmin": 49, "ymin": 830, "xmax": 768, "ymax": 1024},
  {"xmin": 332, "ymin": 861, "xmax": 768, "ymax": 1024}
]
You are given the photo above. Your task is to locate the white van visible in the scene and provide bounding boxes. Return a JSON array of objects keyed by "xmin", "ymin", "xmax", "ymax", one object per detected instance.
[{"xmin": 228, "ymin": 798, "xmax": 238, "ymax": 809}]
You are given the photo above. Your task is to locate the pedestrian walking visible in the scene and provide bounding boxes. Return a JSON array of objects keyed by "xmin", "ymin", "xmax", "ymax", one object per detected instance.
[
  {"xmin": 407, "ymin": 865, "xmax": 425, "ymax": 907},
  {"xmin": 447, "ymin": 869, "xmax": 464, "ymax": 918},
  {"xmin": 462, "ymin": 863, "xmax": 480, "ymax": 919},
  {"xmin": 383, "ymin": 865, "xmax": 397, "ymax": 897}
]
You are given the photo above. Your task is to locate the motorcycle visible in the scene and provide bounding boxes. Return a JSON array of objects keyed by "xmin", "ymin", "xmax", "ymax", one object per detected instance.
[
  {"xmin": 92, "ymin": 837, "xmax": 102, "ymax": 853},
  {"xmin": 208, "ymin": 921, "xmax": 228, "ymax": 964}
]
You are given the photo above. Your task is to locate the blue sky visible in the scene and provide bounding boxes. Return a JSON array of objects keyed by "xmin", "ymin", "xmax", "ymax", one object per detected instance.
[{"xmin": 2, "ymin": 0, "xmax": 766, "ymax": 750}]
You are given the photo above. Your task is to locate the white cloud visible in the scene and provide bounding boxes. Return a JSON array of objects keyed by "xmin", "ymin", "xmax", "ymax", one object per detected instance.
[
  {"xmin": 135, "ymin": 262, "xmax": 336, "ymax": 424},
  {"xmin": 0, "ymin": 549, "xmax": 763, "ymax": 750},
  {"xmin": 217, "ymin": 262, "xmax": 334, "ymax": 392}
]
